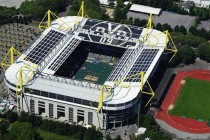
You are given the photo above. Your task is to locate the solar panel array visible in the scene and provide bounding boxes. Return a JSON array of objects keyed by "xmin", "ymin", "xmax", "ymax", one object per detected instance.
[
  {"xmin": 48, "ymin": 38, "xmax": 81, "ymax": 71},
  {"xmin": 107, "ymin": 49, "xmax": 135, "ymax": 82},
  {"xmin": 78, "ymin": 19, "xmax": 142, "ymax": 48},
  {"xmin": 25, "ymin": 30, "xmax": 64, "ymax": 64},
  {"xmin": 124, "ymin": 49, "xmax": 159, "ymax": 82}
]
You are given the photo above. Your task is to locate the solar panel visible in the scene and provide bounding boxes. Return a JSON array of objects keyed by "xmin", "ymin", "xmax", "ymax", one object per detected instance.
[
  {"xmin": 107, "ymin": 49, "xmax": 135, "ymax": 82},
  {"xmin": 78, "ymin": 19, "xmax": 142, "ymax": 48},
  {"xmin": 25, "ymin": 30, "xmax": 64, "ymax": 64},
  {"xmin": 124, "ymin": 49, "xmax": 159, "ymax": 82},
  {"xmin": 48, "ymin": 38, "xmax": 81, "ymax": 71}
]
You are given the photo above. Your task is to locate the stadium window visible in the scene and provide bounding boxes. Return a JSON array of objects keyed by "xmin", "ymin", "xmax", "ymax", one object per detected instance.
[
  {"xmin": 88, "ymin": 112, "xmax": 93, "ymax": 124},
  {"xmin": 57, "ymin": 94, "xmax": 65, "ymax": 101},
  {"xmin": 30, "ymin": 99, "xmax": 35, "ymax": 114},
  {"xmin": 24, "ymin": 88, "xmax": 31, "ymax": 93},
  {"xmin": 40, "ymin": 91, "xmax": 49, "ymax": 97},
  {"xmin": 49, "ymin": 103, "xmax": 54, "ymax": 118},
  {"xmin": 108, "ymin": 104, "xmax": 116, "ymax": 107},
  {"xmin": 32, "ymin": 89, "xmax": 40, "ymax": 96},
  {"xmin": 74, "ymin": 98, "xmax": 81, "ymax": 104},
  {"xmin": 66, "ymin": 96, "xmax": 73, "ymax": 102},
  {"xmin": 91, "ymin": 102, "xmax": 98, "ymax": 108},
  {"xmin": 82, "ymin": 100, "xmax": 90, "ymax": 106},
  {"xmin": 49, "ymin": 93, "xmax": 57, "ymax": 99},
  {"xmin": 116, "ymin": 103, "xmax": 124, "ymax": 107},
  {"xmin": 69, "ymin": 108, "xmax": 74, "ymax": 122}
]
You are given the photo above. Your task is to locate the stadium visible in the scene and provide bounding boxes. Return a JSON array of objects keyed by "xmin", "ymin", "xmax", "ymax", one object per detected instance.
[{"xmin": 2, "ymin": 3, "xmax": 177, "ymax": 129}]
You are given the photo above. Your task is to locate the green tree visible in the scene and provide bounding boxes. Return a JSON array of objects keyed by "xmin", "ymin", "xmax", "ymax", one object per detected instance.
[
  {"xmin": 9, "ymin": 122, "xmax": 41, "ymax": 140},
  {"xmin": 133, "ymin": 18, "xmax": 141, "ymax": 27},
  {"xmin": 179, "ymin": 25, "xmax": 187, "ymax": 35},
  {"xmin": 105, "ymin": 134, "xmax": 112, "ymax": 140},
  {"xmin": 0, "ymin": 119, "xmax": 9, "ymax": 135},
  {"xmin": 163, "ymin": 23, "xmax": 172, "ymax": 32},
  {"xmin": 198, "ymin": 43, "xmax": 210, "ymax": 62},
  {"xmin": 180, "ymin": 45, "xmax": 196, "ymax": 64},
  {"xmin": 113, "ymin": 135, "xmax": 122, "ymax": 140},
  {"xmin": 155, "ymin": 23, "xmax": 163, "ymax": 31},
  {"xmin": 18, "ymin": 111, "xmax": 30, "ymax": 122},
  {"xmin": 189, "ymin": 26, "xmax": 197, "ymax": 35},
  {"xmin": 174, "ymin": 25, "xmax": 180, "ymax": 32},
  {"xmin": 83, "ymin": 127, "xmax": 103, "ymax": 140},
  {"xmin": 29, "ymin": 114, "xmax": 43, "ymax": 128},
  {"xmin": 5, "ymin": 110, "xmax": 18, "ymax": 123}
]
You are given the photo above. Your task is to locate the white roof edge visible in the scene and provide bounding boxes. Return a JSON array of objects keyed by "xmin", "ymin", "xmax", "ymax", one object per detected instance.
[{"xmin": 129, "ymin": 4, "xmax": 162, "ymax": 15}]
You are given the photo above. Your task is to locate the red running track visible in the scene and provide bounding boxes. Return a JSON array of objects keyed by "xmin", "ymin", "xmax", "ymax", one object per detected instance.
[{"xmin": 155, "ymin": 70, "xmax": 210, "ymax": 133}]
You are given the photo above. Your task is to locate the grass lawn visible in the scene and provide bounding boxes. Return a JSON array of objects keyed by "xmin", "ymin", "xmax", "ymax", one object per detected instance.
[
  {"xmin": 74, "ymin": 61, "xmax": 113, "ymax": 85},
  {"xmin": 170, "ymin": 77, "xmax": 210, "ymax": 121},
  {"xmin": 37, "ymin": 129, "xmax": 77, "ymax": 140}
]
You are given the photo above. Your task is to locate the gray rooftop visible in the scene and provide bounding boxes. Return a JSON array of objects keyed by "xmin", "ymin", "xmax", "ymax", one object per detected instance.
[
  {"xmin": 127, "ymin": 11, "xmax": 196, "ymax": 30},
  {"xmin": 197, "ymin": 20, "xmax": 210, "ymax": 31}
]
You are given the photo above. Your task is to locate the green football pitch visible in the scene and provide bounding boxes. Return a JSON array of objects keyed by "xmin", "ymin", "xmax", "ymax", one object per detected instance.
[
  {"xmin": 170, "ymin": 77, "xmax": 210, "ymax": 121},
  {"xmin": 74, "ymin": 61, "xmax": 114, "ymax": 85}
]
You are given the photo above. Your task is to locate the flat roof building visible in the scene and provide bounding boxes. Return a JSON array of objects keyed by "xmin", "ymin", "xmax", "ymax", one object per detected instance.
[{"xmin": 129, "ymin": 4, "xmax": 162, "ymax": 15}]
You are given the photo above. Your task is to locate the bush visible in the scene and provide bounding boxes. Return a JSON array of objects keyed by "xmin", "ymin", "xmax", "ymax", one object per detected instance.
[
  {"xmin": 9, "ymin": 122, "xmax": 42, "ymax": 140},
  {"xmin": 0, "ymin": 119, "xmax": 9, "ymax": 134},
  {"xmin": 5, "ymin": 110, "xmax": 18, "ymax": 123}
]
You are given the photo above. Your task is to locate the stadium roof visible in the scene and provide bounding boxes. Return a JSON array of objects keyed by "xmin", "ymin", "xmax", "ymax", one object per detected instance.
[
  {"xmin": 5, "ymin": 16, "xmax": 166, "ymax": 107},
  {"xmin": 129, "ymin": 4, "xmax": 162, "ymax": 15}
]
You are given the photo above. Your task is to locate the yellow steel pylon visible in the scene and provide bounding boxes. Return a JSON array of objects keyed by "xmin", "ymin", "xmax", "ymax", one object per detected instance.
[
  {"xmin": 16, "ymin": 65, "xmax": 38, "ymax": 95},
  {"xmin": 74, "ymin": 0, "xmax": 89, "ymax": 25},
  {"xmin": 139, "ymin": 71, "xmax": 155, "ymax": 107},
  {"xmin": 78, "ymin": 0, "xmax": 88, "ymax": 18},
  {"xmin": 1, "ymin": 47, "xmax": 22, "ymax": 71},
  {"xmin": 143, "ymin": 13, "xmax": 153, "ymax": 42},
  {"xmin": 96, "ymin": 71, "xmax": 155, "ymax": 112},
  {"xmin": 38, "ymin": 10, "xmax": 59, "ymax": 31},
  {"xmin": 164, "ymin": 30, "xmax": 178, "ymax": 62}
]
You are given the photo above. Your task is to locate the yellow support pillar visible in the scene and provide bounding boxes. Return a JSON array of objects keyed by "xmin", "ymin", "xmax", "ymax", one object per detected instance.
[
  {"xmin": 38, "ymin": 10, "xmax": 59, "ymax": 31},
  {"xmin": 164, "ymin": 30, "xmax": 178, "ymax": 62},
  {"xmin": 140, "ymin": 71, "xmax": 144, "ymax": 90},
  {"xmin": 97, "ymin": 85, "xmax": 104, "ymax": 112},
  {"xmin": 147, "ymin": 13, "xmax": 153, "ymax": 29},
  {"xmin": 16, "ymin": 65, "xmax": 38, "ymax": 95},
  {"xmin": 10, "ymin": 47, "xmax": 14, "ymax": 64},
  {"xmin": 47, "ymin": 10, "xmax": 51, "ymax": 28},
  {"xmin": 1, "ymin": 47, "xmax": 23, "ymax": 70},
  {"xmin": 140, "ymin": 71, "xmax": 155, "ymax": 107},
  {"xmin": 81, "ymin": 1, "xmax": 84, "ymax": 17},
  {"xmin": 143, "ymin": 13, "xmax": 153, "ymax": 42}
]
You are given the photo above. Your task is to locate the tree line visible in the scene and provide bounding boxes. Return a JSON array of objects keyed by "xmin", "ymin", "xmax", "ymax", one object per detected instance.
[
  {"xmin": 0, "ymin": 0, "xmax": 72, "ymax": 25},
  {"xmin": 68, "ymin": 0, "xmax": 109, "ymax": 20},
  {"xmin": 0, "ymin": 111, "xmax": 103, "ymax": 140}
]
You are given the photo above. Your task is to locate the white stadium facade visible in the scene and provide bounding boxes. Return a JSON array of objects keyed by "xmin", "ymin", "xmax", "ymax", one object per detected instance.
[{"xmin": 4, "ymin": 16, "xmax": 173, "ymax": 129}]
